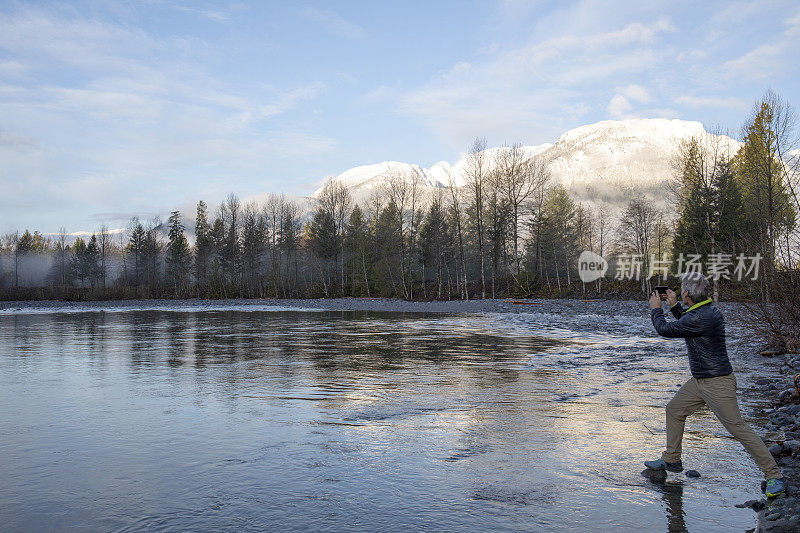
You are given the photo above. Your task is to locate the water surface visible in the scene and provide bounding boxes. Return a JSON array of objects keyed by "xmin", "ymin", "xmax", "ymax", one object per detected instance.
[{"xmin": 0, "ymin": 304, "xmax": 768, "ymax": 531}]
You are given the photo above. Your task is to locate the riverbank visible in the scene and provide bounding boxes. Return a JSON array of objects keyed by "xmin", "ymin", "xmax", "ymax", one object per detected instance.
[
  {"xmin": 0, "ymin": 296, "xmax": 721, "ymax": 315},
  {"xmin": 747, "ymin": 353, "xmax": 800, "ymax": 532},
  {"xmin": 0, "ymin": 296, "xmax": 528, "ymax": 314}
]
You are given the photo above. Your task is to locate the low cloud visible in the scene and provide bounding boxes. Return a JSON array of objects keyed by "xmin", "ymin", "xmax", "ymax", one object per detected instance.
[
  {"xmin": 0, "ymin": 4, "xmax": 334, "ymax": 232},
  {"xmin": 299, "ymin": 7, "xmax": 366, "ymax": 39}
]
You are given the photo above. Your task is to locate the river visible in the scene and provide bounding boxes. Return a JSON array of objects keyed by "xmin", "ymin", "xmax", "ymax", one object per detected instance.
[{"xmin": 0, "ymin": 301, "xmax": 773, "ymax": 531}]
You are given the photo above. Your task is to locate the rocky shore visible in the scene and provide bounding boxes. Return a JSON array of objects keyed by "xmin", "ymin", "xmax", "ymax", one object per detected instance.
[{"xmin": 742, "ymin": 353, "xmax": 800, "ymax": 532}]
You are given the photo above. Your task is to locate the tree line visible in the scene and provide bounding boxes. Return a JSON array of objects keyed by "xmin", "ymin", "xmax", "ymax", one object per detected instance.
[{"xmin": 1, "ymin": 92, "xmax": 798, "ymax": 311}]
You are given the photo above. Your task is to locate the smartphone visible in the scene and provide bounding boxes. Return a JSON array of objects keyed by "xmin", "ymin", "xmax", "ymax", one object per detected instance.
[{"xmin": 655, "ymin": 286, "xmax": 670, "ymax": 299}]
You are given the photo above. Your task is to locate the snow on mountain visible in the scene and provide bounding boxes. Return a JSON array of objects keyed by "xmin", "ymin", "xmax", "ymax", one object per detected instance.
[{"xmin": 312, "ymin": 119, "xmax": 743, "ymax": 209}]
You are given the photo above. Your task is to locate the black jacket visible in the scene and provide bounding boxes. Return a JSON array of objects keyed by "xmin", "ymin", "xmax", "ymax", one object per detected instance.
[{"xmin": 651, "ymin": 301, "xmax": 733, "ymax": 379}]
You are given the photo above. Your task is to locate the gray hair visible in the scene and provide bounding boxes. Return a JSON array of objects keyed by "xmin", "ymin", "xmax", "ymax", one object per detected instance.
[{"xmin": 681, "ymin": 272, "xmax": 709, "ymax": 302}]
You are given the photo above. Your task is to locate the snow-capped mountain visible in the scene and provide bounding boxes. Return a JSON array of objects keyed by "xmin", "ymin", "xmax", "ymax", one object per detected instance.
[{"xmin": 312, "ymin": 119, "xmax": 743, "ymax": 208}]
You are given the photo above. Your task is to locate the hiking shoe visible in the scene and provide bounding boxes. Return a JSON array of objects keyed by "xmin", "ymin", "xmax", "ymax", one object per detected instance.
[
  {"xmin": 644, "ymin": 458, "xmax": 683, "ymax": 472},
  {"xmin": 765, "ymin": 478, "xmax": 786, "ymax": 498}
]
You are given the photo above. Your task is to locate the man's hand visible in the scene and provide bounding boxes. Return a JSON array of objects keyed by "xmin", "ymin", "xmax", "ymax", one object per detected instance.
[
  {"xmin": 649, "ymin": 290, "xmax": 662, "ymax": 309},
  {"xmin": 666, "ymin": 288, "xmax": 678, "ymax": 307}
]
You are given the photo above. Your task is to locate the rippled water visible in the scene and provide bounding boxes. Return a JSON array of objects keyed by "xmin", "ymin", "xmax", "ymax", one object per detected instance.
[{"xmin": 0, "ymin": 303, "xmax": 770, "ymax": 531}]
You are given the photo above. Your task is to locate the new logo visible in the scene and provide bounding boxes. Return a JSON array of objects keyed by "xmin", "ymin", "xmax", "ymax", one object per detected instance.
[{"xmin": 578, "ymin": 250, "xmax": 608, "ymax": 283}]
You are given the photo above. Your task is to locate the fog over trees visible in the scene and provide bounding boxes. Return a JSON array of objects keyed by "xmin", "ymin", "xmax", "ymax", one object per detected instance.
[{"xmin": 2, "ymin": 93, "xmax": 799, "ymax": 334}]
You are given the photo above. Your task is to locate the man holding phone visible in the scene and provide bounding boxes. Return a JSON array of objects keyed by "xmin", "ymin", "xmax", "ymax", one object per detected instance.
[{"xmin": 645, "ymin": 272, "xmax": 785, "ymax": 497}]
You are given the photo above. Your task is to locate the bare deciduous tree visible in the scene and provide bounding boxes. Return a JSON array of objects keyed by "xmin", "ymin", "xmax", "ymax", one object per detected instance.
[
  {"xmin": 98, "ymin": 224, "xmax": 110, "ymax": 290},
  {"xmin": 464, "ymin": 137, "xmax": 489, "ymax": 298},
  {"xmin": 495, "ymin": 144, "xmax": 550, "ymax": 277},
  {"xmin": 616, "ymin": 198, "xmax": 660, "ymax": 293},
  {"xmin": 447, "ymin": 174, "xmax": 468, "ymax": 298}
]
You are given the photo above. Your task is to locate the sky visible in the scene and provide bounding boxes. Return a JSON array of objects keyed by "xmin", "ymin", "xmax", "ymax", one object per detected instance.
[{"xmin": 1, "ymin": 0, "xmax": 799, "ymax": 234}]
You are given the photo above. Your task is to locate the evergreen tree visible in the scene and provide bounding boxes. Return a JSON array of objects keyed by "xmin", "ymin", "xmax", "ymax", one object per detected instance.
[
  {"xmin": 278, "ymin": 201, "xmax": 301, "ymax": 296},
  {"xmin": 70, "ymin": 237, "xmax": 89, "ymax": 288},
  {"xmin": 734, "ymin": 95, "xmax": 797, "ymax": 269},
  {"xmin": 308, "ymin": 208, "xmax": 337, "ymax": 295},
  {"xmin": 344, "ymin": 205, "xmax": 371, "ymax": 296},
  {"xmin": 166, "ymin": 210, "xmax": 192, "ymax": 293},
  {"xmin": 673, "ymin": 139, "xmax": 744, "ymax": 267},
  {"xmin": 141, "ymin": 221, "xmax": 162, "ymax": 293},
  {"xmin": 85, "ymin": 234, "xmax": 100, "ymax": 287},
  {"xmin": 12, "ymin": 230, "xmax": 34, "ymax": 287},
  {"xmin": 128, "ymin": 221, "xmax": 147, "ymax": 286},
  {"xmin": 419, "ymin": 196, "xmax": 449, "ymax": 298},
  {"xmin": 210, "ymin": 217, "xmax": 226, "ymax": 292},
  {"xmin": 374, "ymin": 199, "xmax": 403, "ymax": 295},
  {"xmin": 219, "ymin": 194, "xmax": 242, "ymax": 288},
  {"xmin": 195, "ymin": 201, "xmax": 212, "ymax": 289},
  {"xmin": 241, "ymin": 206, "xmax": 266, "ymax": 297},
  {"xmin": 15, "ymin": 230, "xmax": 34, "ymax": 254},
  {"xmin": 529, "ymin": 186, "xmax": 580, "ymax": 291}
]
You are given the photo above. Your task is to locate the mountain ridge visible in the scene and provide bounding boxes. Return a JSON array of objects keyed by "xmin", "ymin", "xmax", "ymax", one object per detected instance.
[{"xmin": 312, "ymin": 119, "xmax": 743, "ymax": 208}]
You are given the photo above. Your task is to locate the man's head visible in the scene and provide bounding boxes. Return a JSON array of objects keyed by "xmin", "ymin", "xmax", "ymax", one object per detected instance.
[{"xmin": 680, "ymin": 272, "xmax": 709, "ymax": 306}]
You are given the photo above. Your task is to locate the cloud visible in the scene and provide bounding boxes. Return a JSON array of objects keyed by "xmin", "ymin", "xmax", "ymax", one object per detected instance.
[
  {"xmin": 299, "ymin": 7, "xmax": 366, "ymax": 39},
  {"xmin": 619, "ymin": 84, "xmax": 650, "ymax": 103},
  {"xmin": 606, "ymin": 84, "xmax": 652, "ymax": 119},
  {"xmin": 0, "ymin": 130, "xmax": 38, "ymax": 149},
  {"xmin": 402, "ymin": 17, "xmax": 675, "ymax": 147},
  {"xmin": 723, "ymin": 43, "xmax": 787, "ymax": 79},
  {"xmin": 607, "ymin": 94, "xmax": 633, "ymax": 119},
  {"xmin": 135, "ymin": 0, "xmax": 235, "ymax": 22},
  {"xmin": 789, "ymin": 8, "xmax": 800, "ymax": 27},
  {"xmin": 0, "ymin": 5, "xmax": 334, "ymax": 232},
  {"xmin": 360, "ymin": 85, "xmax": 399, "ymax": 106},
  {"xmin": 674, "ymin": 95, "xmax": 748, "ymax": 110},
  {"xmin": 721, "ymin": 6, "xmax": 800, "ymax": 80}
]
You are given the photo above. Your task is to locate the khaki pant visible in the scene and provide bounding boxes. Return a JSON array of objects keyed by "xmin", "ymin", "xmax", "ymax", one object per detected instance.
[{"xmin": 661, "ymin": 373, "xmax": 781, "ymax": 479}]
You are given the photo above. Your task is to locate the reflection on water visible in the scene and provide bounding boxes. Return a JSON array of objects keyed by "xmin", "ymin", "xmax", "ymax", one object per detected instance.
[{"xmin": 0, "ymin": 307, "xmax": 762, "ymax": 531}]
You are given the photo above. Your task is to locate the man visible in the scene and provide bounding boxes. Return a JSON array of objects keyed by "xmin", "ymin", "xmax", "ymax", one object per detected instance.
[{"xmin": 644, "ymin": 272, "xmax": 785, "ymax": 498}]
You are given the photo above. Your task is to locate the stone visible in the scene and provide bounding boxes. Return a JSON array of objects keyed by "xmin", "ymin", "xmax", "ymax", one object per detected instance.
[
  {"xmin": 788, "ymin": 405, "xmax": 800, "ymax": 415},
  {"xmin": 744, "ymin": 499, "xmax": 767, "ymax": 511},
  {"xmin": 685, "ymin": 470, "xmax": 701, "ymax": 478},
  {"xmin": 784, "ymin": 440, "xmax": 800, "ymax": 453},
  {"xmin": 756, "ymin": 378, "xmax": 771, "ymax": 385},
  {"xmin": 766, "ymin": 511, "xmax": 782, "ymax": 521},
  {"xmin": 769, "ymin": 443, "xmax": 784, "ymax": 456},
  {"xmin": 765, "ymin": 431, "xmax": 786, "ymax": 441},
  {"xmin": 641, "ymin": 468, "xmax": 667, "ymax": 483}
]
